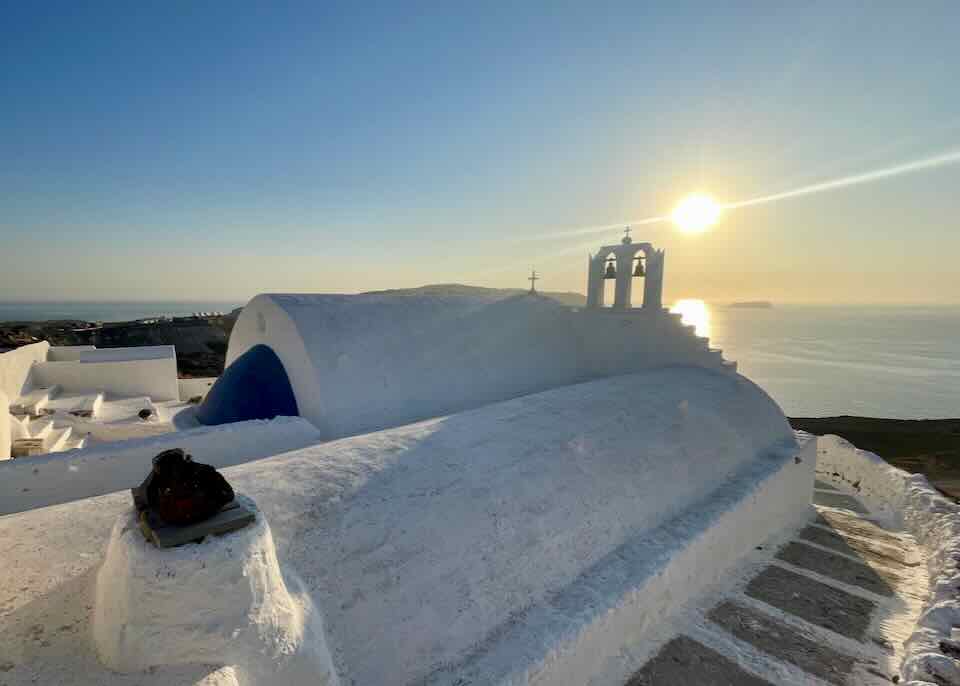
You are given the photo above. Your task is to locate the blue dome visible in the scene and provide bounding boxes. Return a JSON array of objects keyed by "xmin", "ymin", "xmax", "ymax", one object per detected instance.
[{"xmin": 196, "ymin": 344, "xmax": 298, "ymax": 425}]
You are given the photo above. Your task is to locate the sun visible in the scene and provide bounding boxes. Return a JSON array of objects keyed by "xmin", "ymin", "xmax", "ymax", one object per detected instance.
[{"xmin": 671, "ymin": 193, "xmax": 721, "ymax": 233}]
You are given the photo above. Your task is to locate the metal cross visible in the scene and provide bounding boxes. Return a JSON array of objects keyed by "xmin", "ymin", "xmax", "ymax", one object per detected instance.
[
  {"xmin": 528, "ymin": 268, "xmax": 539, "ymax": 293},
  {"xmin": 624, "ymin": 226, "xmax": 632, "ymax": 240}
]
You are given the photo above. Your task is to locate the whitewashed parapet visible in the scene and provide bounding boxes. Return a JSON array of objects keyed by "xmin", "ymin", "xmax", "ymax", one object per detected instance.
[{"xmin": 0, "ymin": 416, "xmax": 324, "ymax": 515}]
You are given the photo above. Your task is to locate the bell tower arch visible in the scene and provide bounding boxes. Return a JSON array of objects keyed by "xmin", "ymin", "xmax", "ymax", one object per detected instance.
[{"xmin": 586, "ymin": 228, "xmax": 665, "ymax": 310}]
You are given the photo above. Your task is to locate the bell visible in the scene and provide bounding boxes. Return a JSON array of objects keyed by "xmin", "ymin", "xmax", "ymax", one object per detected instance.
[
  {"xmin": 633, "ymin": 258, "xmax": 645, "ymax": 277},
  {"xmin": 604, "ymin": 260, "xmax": 617, "ymax": 279}
]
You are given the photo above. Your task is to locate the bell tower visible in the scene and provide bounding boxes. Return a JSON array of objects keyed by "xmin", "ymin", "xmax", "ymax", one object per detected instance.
[{"xmin": 586, "ymin": 228, "xmax": 664, "ymax": 310}]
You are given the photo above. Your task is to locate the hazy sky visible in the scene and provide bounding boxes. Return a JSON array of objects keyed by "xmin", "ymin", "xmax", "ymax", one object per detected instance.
[{"xmin": 2, "ymin": 2, "xmax": 959, "ymax": 304}]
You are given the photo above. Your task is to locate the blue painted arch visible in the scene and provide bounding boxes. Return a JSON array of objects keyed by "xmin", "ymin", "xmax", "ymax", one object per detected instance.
[{"xmin": 196, "ymin": 344, "xmax": 299, "ymax": 425}]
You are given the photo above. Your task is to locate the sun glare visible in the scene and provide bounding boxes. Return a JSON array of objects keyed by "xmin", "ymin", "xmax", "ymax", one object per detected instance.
[
  {"xmin": 671, "ymin": 194, "xmax": 721, "ymax": 233},
  {"xmin": 670, "ymin": 299, "xmax": 710, "ymax": 337}
]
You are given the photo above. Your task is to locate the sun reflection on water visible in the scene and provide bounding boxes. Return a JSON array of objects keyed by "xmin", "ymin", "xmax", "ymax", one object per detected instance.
[{"xmin": 670, "ymin": 299, "xmax": 711, "ymax": 338}]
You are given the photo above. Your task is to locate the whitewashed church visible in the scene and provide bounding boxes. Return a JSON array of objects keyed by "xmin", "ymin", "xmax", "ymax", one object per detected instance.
[{"xmin": 0, "ymin": 232, "xmax": 955, "ymax": 686}]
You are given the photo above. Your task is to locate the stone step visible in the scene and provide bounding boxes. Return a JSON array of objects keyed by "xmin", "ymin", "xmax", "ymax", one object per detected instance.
[
  {"xmin": 625, "ymin": 635, "xmax": 773, "ymax": 685},
  {"xmin": 813, "ymin": 490, "xmax": 870, "ymax": 515},
  {"xmin": 68, "ymin": 392, "xmax": 104, "ymax": 419},
  {"xmin": 626, "ymin": 487, "xmax": 923, "ymax": 686},
  {"xmin": 26, "ymin": 418, "xmax": 54, "ymax": 441},
  {"xmin": 11, "ymin": 438, "xmax": 45, "ymax": 458},
  {"xmin": 744, "ymin": 564, "xmax": 877, "ymax": 641},
  {"xmin": 775, "ymin": 541, "xmax": 902, "ymax": 597},
  {"xmin": 10, "ymin": 384, "xmax": 61, "ymax": 415},
  {"xmin": 46, "ymin": 426, "xmax": 74, "ymax": 453},
  {"xmin": 797, "ymin": 524, "xmax": 912, "ymax": 567},
  {"xmin": 62, "ymin": 435, "xmax": 88, "ymax": 452},
  {"xmin": 707, "ymin": 600, "xmax": 856, "ymax": 685},
  {"xmin": 8, "ymin": 414, "xmax": 30, "ymax": 442},
  {"xmin": 813, "ymin": 510, "xmax": 903, "ymax": 546}
]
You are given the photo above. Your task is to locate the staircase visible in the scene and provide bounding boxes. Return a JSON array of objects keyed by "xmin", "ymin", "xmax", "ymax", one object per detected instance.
[
  {"xmin": 9, "ymin": 384, "xmax": 61, "ymax": 416},
  {"xmin": 6, "ymin": 389, "xmax": 173, "ymax": 458},
  {"xmin": 624, "ymin": 481, "xmax": 923, "ymax": 685}
]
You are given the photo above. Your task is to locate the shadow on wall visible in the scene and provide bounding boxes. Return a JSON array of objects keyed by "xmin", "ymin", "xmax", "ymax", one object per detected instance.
[{"xmin": 196, "ymin": 345, "xmax": 298, "ymax": 426}]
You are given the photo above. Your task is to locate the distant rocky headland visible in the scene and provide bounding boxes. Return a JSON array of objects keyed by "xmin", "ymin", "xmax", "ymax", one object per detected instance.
[
  {"xmin": 728, "ymin": 300, "xmax": 773, "ymax": 308},
  {"xmin": 0, "ymin": 311, "xmax": 240, "ymax": 378}
]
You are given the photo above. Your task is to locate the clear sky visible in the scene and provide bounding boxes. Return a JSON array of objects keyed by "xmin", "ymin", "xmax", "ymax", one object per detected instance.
[{"xmin": 2, "ymin": 1, "xmax": 959, "ymax": 304}]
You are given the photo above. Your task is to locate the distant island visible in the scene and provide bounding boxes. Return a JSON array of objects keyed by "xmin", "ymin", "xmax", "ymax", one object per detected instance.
[{"xmin": 728, "ymin": 301, "xmax": 773, "ymax": 309}]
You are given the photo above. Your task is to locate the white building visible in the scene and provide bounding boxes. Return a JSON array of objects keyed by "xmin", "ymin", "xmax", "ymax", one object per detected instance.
[{"xmin": 205, "ymin": 235, "xmax": 732, "ymax": 438}]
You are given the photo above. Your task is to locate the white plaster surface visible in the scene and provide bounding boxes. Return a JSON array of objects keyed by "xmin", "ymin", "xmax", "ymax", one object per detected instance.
[
  {"xmin": 78, "ymin": 346, "xmax": 175, "ymax": 363},
  {"xmin": 9, "ymin": 413, "xmax": 29, "ymax": 442},
  {"xmin": 816, "ymin": 434, "xmax": 960, "ymax": 686},
  {"xmin": 0, "ymin": 416, "xmax": 324, "ymax": 515},
  {"xmin": 47, "ymin": 346, "xmax": 97, "ymax": 361},
  {"xmin": 93, "ymin": 496, "xmax": 338, "ymax": 686},
  {"xmin": 455, "ymin": 434, "xmax": 815, "ymax": 686},
  {"xmin": 0, "ymin": 368, "xmax": 799, "ymax": 685},
  {"xmin": 2, "ymin": 344, "xmax": 179, "ymax": 404},
  {"xmin": 0, "ymin": 341, "xmax": 49, "ymax": 398},
  {"xmin": 227, "ymin": 292, "xmax": 734, "ymax": 439},
  {"xmin": 31, "ymin": 355, "xmax": 179, "ymax": 402},
  {"xmin": 178, "ymin": 377, "xmax": 217, "ymax": 401},
  {"xmin": 0, "ymin": 390, "xmax": 9, "ymax": 460}
]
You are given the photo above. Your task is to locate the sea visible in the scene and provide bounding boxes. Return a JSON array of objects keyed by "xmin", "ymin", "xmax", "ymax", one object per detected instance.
[
  {"xmin": 671, "ymin": 301, "xmax": 960, "ymax": 420},
  {"xmin": 0, "ymin": 301, "xmax": 241, "ymax": 323},
  {"xmin": 1, "ymin": 300, "xmax": 957, "ymax": 419}
]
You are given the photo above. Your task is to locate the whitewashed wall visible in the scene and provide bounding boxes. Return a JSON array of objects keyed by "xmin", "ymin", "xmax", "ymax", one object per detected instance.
[
  {"xmin": 0, "ymin": 341, "xmax": 50, "ymax": 399},
  {"xmin": 47, "ymin": 345, "xmax": 97, "ymax": 361},
  {"xmin": 575, "ymin": 308, "xmax": 733, "ymax": 376},
  {"xmin": 31, "ymin": 356, "xmax": 179, "ymax": 401},
  {"xmin": 226, "ymin": 294, "xmax": 734, "ymax": 439},
  {"xmin": 1, "ymin": 344, "xmax": 180, "ymax": 402}
]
